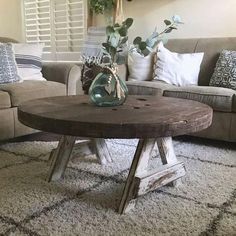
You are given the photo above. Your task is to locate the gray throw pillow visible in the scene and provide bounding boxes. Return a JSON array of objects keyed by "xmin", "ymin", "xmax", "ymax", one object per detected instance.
[
  {"xmin": 209, "ymin": 50, "xmax": 236, "ymax": 90},
  {"xmin": 0, "ymin": 43, "xmax": 21, "ymax": 84}
]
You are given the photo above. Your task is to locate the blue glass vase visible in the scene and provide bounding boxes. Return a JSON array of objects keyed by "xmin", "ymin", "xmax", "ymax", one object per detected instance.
[{"xmin": 89, "ymin": 66, "xmax": 128, "ymax": 107}]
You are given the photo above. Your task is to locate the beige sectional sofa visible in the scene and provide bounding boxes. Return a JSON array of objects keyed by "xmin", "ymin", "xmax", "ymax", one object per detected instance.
[
  {"xmin": 126, "ymin": 37, "xmax": 236, "ymax": 142},
  {"xmin": 0, "ymin": 37, "xmax": 81, "ymax": 141}
]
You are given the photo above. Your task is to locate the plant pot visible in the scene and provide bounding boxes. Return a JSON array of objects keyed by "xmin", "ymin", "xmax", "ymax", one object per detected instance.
[{"xmin": 88, "ymin": 66, "xmax": 128, "ymax": 106}]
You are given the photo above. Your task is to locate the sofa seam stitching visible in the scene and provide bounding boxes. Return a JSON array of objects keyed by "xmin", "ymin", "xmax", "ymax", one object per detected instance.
[
  {"xmin": 164, "ymin": 90, "xmax": 233, "ymax": 98},
  {"xmin": 66, "ymin": 65, "xmax": 74, "ymax": 95}
]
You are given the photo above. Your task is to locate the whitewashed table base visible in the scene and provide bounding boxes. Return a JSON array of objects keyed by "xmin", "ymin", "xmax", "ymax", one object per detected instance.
[
  {"xmin": 118, "ymin": 137, "xmax": 186, "ymax": 214},
  {"xmin": 47, "ymin": 136, "xmax": 112, "ymax": 182},
  {"xmin": 47, "ymin": 136, "xmax": 186, "ymax": 214}
]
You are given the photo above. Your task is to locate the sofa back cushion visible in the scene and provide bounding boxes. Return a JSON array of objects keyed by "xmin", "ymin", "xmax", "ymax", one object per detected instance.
[
  {"xmin": 166, "ymin": 37, "xmax": 236, "ymax": 86},
  {"xmin": 0, "ymin": 80, "xmax": 66, "ymax": 107},
  {"xmin": 195, "ymin": 37, "xmax": 236, "ymax": 86},
  {"xmin": 0, "ymin": 37, "xmax": 18, "ymax": 43},
  {"xmin": 165, "ymin": 38, "xmax": 198, "ymax": 54},
  {"xmin": 0, "ymin": 91, "xmax": 11, "ymax": 109}
]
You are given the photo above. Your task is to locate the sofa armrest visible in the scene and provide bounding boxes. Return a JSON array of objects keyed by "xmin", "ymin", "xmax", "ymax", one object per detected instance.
[
  {"xmin": 42, "ymin": 62, "xmax": 82, "ymax": 95},
  {"xmin": 126, "ymin": 80, "xmax": 163, "ymax": 96},
  {"xmin": 117, "ymin": 64, "xmax": 128, "ymax": 81}
]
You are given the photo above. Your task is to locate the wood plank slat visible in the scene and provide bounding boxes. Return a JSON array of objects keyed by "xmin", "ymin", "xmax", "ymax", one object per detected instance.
[
  {"xmin": 118, "ymin": 139, "xmax": 156, "ymax": 214},
  {"xmin": 48, "ymin": 148, "xmax": 56, "ymax": 166},
  {"xmin": 89, "ymin": 138, "xmax": 112, "ymax": 164},
  {"xmin": 134, "ymin": 162, "xmax": 186, "ymax": 197},
  {"xmin": 157, "ymin": 137, "xmax": 183, "ymax": 186},
  {"xmin": 18, "ymin": 95, "xmax": 213, "ymax": 139},
  {"xmin": 47, "ymin": 135, "xmax": 76, "ymax": 182}
]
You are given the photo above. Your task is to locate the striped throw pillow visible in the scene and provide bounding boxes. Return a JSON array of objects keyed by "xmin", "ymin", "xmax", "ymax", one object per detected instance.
[
  {"xmin": 0, "ymin": 43, "xmax": 21, "ymax": 84},
  {"xmin": 12, "ymin": 43, "xmax": 46, "ymax": 81}
]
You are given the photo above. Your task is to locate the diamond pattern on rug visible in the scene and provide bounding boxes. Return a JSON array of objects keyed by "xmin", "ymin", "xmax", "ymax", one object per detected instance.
[
  {"xmin": 0, "ymin": 142, "xmax": 58, "ymax": 159},
  {"xmin": 0, "ymin": 150, "xmax": 29, "ymax": 169},
  {"xmin": 23, "ymin": 181, "xmax": 219, "ymax": 236},
  {"xmin": 174, "ymin": 141, "xmax": 236, "ymax": 166},
  {"xmin": 69, "ymin": 141, "xmax": 136, "ymax": 177},
  {"xmin": 163, "ymin": 156, "xmax": 236, "ymax": 206},
  {"xmin": 4, "ymin": 228, "xmax": 30, "ymax": 236},
  {"xmin": 0, "ymin": 161, "xmax": 101, "ymax": 221},
  {"xmin": 225, "ymin": 196, "xmax": 236, "ymax": 214},
  {"xmin": 0, "ymin": 219, "xmax": 14, "ymax": 234},
  {"xmin": 214, "ymin": 214, "xmax": 236, "ymax": 236},
  {"xmin": 0, "ymin": 138, "xmax": 235, "ymax": 235}
]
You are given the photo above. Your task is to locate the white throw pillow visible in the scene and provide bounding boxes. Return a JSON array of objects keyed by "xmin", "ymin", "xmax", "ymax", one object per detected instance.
[
  {"xmin": 153, "ymin": 42, "xmax": 204, "ymax": 86},
  {"xmin": 12, "ymin": 43, "xmax": 46, "ymax": 81},
  {"xmin": 128, "ymin": 50, "xmax": 154, "ymax": 81}
]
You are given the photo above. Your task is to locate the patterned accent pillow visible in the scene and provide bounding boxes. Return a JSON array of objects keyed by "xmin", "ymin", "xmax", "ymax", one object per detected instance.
[
  {"xmin": 12, "ymin": 43, "xmax": 46, "ymax": 81},
  {"xmin": 0, "ymin": 43, "xmax": 21, "ymax": 84},
  {"xmin": 81, "ymin": 62, "xmax": 103, "ymax": 94},
  {"xmin": 209, "ymin": 50, "xmax": 236, "ymax": 90}
]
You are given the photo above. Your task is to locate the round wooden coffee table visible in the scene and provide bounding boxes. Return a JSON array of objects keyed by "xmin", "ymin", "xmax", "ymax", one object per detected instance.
[{"xmin": 18, "ymin": 95, "xmax": 213, "ymax": 214}]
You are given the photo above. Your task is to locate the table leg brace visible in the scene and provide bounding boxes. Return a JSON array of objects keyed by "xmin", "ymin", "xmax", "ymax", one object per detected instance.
[{"xmin": 118, "ymin": 137, "xmax": 185, "ymax": 214}]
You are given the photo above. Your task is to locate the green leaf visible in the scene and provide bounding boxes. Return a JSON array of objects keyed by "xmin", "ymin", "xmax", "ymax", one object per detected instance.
[
  {"xmin": 101, "ymin": 48, "xmax": 110, "ymax": 56},
  {"xmin": 121, "ymin": 36, "xmax": 128, "ymax": 44},
  {"xmin": 102, "ymin": 42, "xmax": 109, "ymax": 48},
  {"xmin": 164, "ymin": 20, "xmax": 172, "ymax": 26},
  {"xmin": 133, "ymin": 36, "xmax": 142, "ymax": 45},
  {"xmin": 109, "ymin": 46, "xmax": 117, "ymax": 61},
  {"xmin": 123, "ymin": 18, "xmax": 133, "ymax": 28},
  {"xmin": 165, "ymin": 28, "xmax": 173, "ymax": 33},
  {"xmin": 172, "ymin": 15, "xmax": 183, "ymax": 24},
  {"xmin": 114, "ymin": 23, "xmax": 120, "ymax": 27},
  {"xmin": 139, "ymin": 41, "xmax": 147, "ymax": 51},
  {"xmin": 106, "ymin": 26, "xmax": 115, "ymax": 36},
  {"xmin": 102, "ymin": 43, "xmax": 110, "ymax": 52},
  {"xmin": 109, "ymin": 32, "xmax": 120, "ymax": 48},
  {"xmin": 142, "ymin": 48, "xmax": 151, "ymax": 57},
  {"xmin": 119, "ymin": 27, "xmax": 128, "ymax": 37}
]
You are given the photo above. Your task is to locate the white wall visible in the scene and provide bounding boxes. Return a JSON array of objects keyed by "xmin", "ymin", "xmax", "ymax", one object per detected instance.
[
  {"xmin": 0, "ymin": 0, "xmax": 23, "ymax": 41},
  {"xmin": 95, "ymin": 0, "xmax": 236, "ymax": 41},
  {"xmin": 1, "ymin": 0, "xmax": 236, "ymax": 42}
]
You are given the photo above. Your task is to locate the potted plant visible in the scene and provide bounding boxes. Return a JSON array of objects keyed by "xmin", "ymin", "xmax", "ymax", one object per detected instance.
[
  {"xmin": 89, "ymin": 18, "xmax": 133, "ymax": 107},
  {"xmin": 89, "ymin": 0, "xmax": 115, "ymax": 24},
  {"xmin": 89, "ymin": 0, "xmax": 115, "ymax": 14}
]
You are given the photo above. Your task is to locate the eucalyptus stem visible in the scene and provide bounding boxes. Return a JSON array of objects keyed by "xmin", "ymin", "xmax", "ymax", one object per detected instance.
[{"xmin": 132, "ymin": 15, "xmax": 183, "ymax": 56}]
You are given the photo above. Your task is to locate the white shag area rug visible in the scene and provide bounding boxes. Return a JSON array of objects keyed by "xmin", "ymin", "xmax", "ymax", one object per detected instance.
[{"xmin": 0, "ymin": 138, "xmax": 235, "ymax": 236}]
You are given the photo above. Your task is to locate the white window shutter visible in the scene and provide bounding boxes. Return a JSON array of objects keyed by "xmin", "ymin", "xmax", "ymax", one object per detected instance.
[
  {"xmin": 53, "ymin": 0, "xmax": 86, "ymax": 61},
  {"xmin": 23, "ymin": 0, "xmax": 87, "ymax": 62}
]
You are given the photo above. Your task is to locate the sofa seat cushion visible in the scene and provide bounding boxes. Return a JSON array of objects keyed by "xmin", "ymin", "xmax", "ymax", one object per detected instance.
[
  {"xmin": 0, "ymin": 91, "xmax": 11, "ymax": 109},
  {"xmin": 0, "ymin": 80, "xmax": 66, "ymax": 107},
  {"xmin": 163, "ymin": 86, "xmax": 236, "ymax": 112}
]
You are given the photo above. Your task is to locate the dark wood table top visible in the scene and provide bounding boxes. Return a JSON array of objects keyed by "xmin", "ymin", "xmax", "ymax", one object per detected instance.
[{"xmin": 18, "ymin": 95, "xmax": 213, "ymax": 139}]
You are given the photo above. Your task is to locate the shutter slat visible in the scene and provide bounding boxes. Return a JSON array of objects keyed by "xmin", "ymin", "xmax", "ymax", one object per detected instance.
[{"xmin": 23, "ymin": 0, "xmax": 86, "ymax": 61}]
